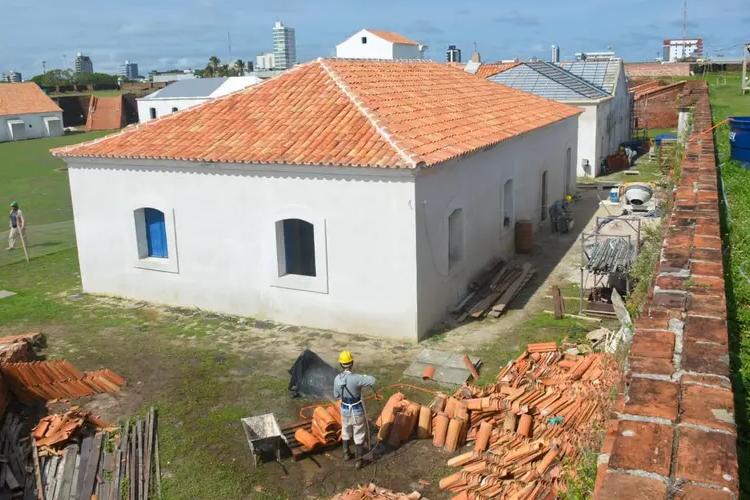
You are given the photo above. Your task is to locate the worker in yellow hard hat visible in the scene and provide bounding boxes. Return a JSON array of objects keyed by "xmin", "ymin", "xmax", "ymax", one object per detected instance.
[{"xmin": 333, "ymin": 351, "xmax": 375, "ymax": 469}]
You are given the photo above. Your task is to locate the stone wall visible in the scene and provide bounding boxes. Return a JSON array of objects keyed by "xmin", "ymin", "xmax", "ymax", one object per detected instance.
[{"xmin": 594, "ymin": 82, "xmax": 740, "ymax": 498}]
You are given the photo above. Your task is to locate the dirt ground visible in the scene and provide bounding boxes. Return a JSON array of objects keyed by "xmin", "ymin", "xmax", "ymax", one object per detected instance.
[{"xmin": 0, "ymin": 187, "xmax": 636, "ymax": 498}]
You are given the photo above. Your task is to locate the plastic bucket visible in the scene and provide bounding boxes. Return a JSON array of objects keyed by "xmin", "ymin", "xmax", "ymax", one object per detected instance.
[{"xmin": 729, "ymin": 116, "xmax": 750, "ymax": 165}]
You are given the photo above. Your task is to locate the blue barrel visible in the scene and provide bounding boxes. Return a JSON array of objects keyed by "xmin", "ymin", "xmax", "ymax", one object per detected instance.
[{"xmin": 729, "ymin": 116, "xmax": 750, "ymax": 165}]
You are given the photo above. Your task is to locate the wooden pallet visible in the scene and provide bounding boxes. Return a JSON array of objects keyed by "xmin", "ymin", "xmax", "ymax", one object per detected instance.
[{"xmin": 280, "ymin": 419, "xmax": 339, "ymax": 461}]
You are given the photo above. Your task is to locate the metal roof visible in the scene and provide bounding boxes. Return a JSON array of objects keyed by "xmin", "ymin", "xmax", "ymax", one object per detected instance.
[
  {"xmin": 558, "ymin": 60, "xmax": 621, "ymax": 94},
  {"xmin": 144, "ymin": 77, "xmax": 228, "ymax": 99},
  {"xmin": 488, "ymin": 62, "xmax": 609, "ymax": 101}
]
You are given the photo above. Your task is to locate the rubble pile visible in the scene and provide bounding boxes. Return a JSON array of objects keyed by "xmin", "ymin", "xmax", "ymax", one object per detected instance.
[
  {"xmin": 331, "ymin": 483, "xmax": 423, "ymax": 500},
  {"xmin": 437, "ymin": 343, "xmax": 617, "ymax": 498}
]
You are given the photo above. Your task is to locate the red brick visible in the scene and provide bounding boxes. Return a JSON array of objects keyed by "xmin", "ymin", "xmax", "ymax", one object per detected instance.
[
  {"xmin": 675, "ymin": 427, "xmax": 738, "ymax": 491},
  {"xmin": 681, "ymin": 373, "xmax": 732, "ymax": 389},
  {"xmin": 688, "ymin": 275, "xmax": 725, "ymax": 295},
  {"xmin": 595, "ymin": 470, "xmax": 668, "ymax": 500},
  {"xmin": 687, "ymin": 294, "xmax": 726, "ymax": 317},
  {"xmin": 693, "ymin": 235, "xmax": 722, "ymax": 250},
  {"xmin": 636, "ymin": 314, "xmax": 671, "ymax": 330},
  {"xmin": 680, "ymin": 384, "xmax": 736, "ymax": 432},
  {"xmin": 691, "ymin": 260, "xmax": 723, "ymax": 276},
  {"xmin": 692, "ymin": 247, "xmax": 722, "ymax": 261},
  {"xmin": 652, "ymin": 291, "xmax": 687, "ymax": 310},
  {"xmin": 655, "ymin": 275, "xmax": 687, "ymax": 290},
  {"xmin": 684, "ymin": 315, "xmax": 728, "ymax": 345},
  {"xmin": 630, "ymin": 330, "xmax": 675, "ymax": 359},
  {"xmin": 630, "ymin": 356, "xmax": 674, "ymax": 375},
  {"xmin": 673, "ymin": 483, "xmax": 732, "ymax": 500},
  {"xmin": 625, "ymin": 378, "xmax": 679, "ymax": 421},
  {"xmin": 608, "ymin": 420, "xmax": 673, "ymax": 475}
]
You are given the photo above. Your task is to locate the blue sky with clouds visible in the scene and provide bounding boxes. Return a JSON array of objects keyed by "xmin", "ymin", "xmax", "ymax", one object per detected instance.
[{"xmin": 2, "ymin": 0, "xmax": 748, "ymax": 78}]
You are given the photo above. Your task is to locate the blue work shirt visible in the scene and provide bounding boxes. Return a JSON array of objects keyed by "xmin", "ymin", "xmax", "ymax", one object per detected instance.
[{"xmin": 333, "ymin": 370, "xmax": 376, "ymax": 416}]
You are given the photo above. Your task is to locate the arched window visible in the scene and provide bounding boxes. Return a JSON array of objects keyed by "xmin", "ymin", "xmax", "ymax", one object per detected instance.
[
  {"xmin": 277, "ymin": 218, "xmax": 316, "ymax": 277},
  {"xmin": 144, "ymin": 208, "xmax": 167, "ymax": 258}
]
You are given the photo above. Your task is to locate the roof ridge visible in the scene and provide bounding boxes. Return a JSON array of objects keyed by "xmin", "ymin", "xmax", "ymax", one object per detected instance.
[{"xmin": 317, "ymin": 58, "xmax": 419, "ymax": 168}]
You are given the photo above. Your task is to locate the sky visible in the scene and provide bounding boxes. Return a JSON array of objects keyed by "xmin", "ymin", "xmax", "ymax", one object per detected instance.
[{"xmin": 1, "ymin": 0, "xmax": 749, "ymax": 78}]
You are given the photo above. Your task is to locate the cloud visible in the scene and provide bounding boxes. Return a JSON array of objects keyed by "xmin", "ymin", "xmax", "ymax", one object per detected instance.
[
  {"xmin": 492, "ymin": 11, "xmax": 541, "ymax": 27},
  {"xmin": 403, "ymin": 19, "xmax": 444, "ymax": 35}
]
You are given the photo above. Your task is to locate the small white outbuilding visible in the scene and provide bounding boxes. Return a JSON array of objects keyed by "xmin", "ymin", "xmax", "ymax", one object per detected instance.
[
  {"xmin": 336, "ymin": 29, "xmax": 427, "ymax": 60},
  {"xmin": 53, "ymin": 59, "xmax": 580, "ymax": 341},
  {"xmin": 136, "ymin": 76, "xmax": 261, "ymax": 123},
  {"xmin": 0, "ymin": 82, "xmax": 63, "ymax": 142}
]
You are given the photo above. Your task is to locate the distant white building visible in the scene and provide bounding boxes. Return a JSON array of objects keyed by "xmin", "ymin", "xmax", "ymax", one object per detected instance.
[
  {"xmin": 120, "ymin": 61, "xmax": 139, "ymax": 80},
  {"xmin": 0, "ymin": 83, "xmax": 63, "ymax": 142},
  {"xmin": 53, "ymin": 59, "xmax": 579, "ymax": 342},
  {"xmin": 663, "ymin": 38, "xmax": 703, "ymax": 62},
  {"xmin": 256, "ymin": 52, "xmax": 276, "ymax": 70},
  {"xmin": 136, "ymin": 76, "xmax": 261, "ymax": 123},
  {"xmin": 273, "ymin": 21, "xmax": 296, "ymax": 69},
  {"xmin": 4, "ymin": 71, "xmax": 22, "ymax": 82},
  {"xmin": 151, "ymin": 71, "xmax": 196, "ymax": 84},
  {"xmin": 336, "ymin": 29, "xmax": 427, "ymax": 60}
]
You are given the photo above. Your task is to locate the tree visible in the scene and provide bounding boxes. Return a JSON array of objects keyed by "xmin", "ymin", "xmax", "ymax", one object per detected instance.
[
  {"xmin": 30, "ymin": 69, "xmax": 74, "ymax": 87},
  {"xmin": 233, "ymin": 59, "xmax": 246, "ymax": 76}
]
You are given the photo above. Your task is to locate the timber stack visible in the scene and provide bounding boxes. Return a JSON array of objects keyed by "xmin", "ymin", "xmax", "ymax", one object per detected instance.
[
  {"xmin": 331, "ymin": 483, "xmax": 423, "ymax": 499},
  {"xmin": 452, "ymin": 261, "xmax": 536, "ymax": 321},
  {"xmin": 437, "ymin": 343, "xmax": 618, "ymax": 499}
]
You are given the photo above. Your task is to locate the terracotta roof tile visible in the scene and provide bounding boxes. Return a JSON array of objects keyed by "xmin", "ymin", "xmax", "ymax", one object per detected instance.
[
  {"xmin": 0, "ymin": 82, "xmax": 62, "ymax": 116},
  {"xmin": 474, "ymin": 62, "xmax": 521, "ymax": 78},
  {"xmin": 367, "ymin": 29, "xmax": 421, "ymax": 46},
  {"xmin": 53, "ymin": 59, "xmax": 581, "ymax": 169}
]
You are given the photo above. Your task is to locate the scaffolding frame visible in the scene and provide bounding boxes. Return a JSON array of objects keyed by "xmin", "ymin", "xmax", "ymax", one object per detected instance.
[
  {"xmin": 743, "ymin": 42, "xmax": 750, "ymax": 95},
  {"xmin": 579, "ymin": 231, "xmax": 636, "ymax": 316}
]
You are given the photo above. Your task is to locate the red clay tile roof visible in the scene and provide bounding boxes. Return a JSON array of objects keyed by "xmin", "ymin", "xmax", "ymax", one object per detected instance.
[
  {"xmin": 367, "ymin": 30, "xmax": 420, "ymax": 46},
  {"xmin": 52, "ymin": 59, "xmax": 581, "ymax": 169},
  {"xmin": 0, "ymin": 82, "xmax": 62, "ymax": 116},
  {"xmin": 474, "ymin": 62, "xmax": 521, "ymax": 79}
]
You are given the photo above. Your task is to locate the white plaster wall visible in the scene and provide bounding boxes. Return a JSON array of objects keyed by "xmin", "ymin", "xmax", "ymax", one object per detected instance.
[
  {"xmin": 67, "ymin": 160, "xmax": 420, "ymax": 340},
  {"xmin": 594, "ymin": 71, "xmax": 632, "ymax": 174},
  {"xmin": 336, "ymin": 30, "xmax": 394, "ymax": 59},
  {"xmin": 210, "ymin": 76, "xmax": 262, "ymax": 97},
  {"xmin": 575, "ymin": 104, "xmax": 600, "ymax": 177},
  {"xmin": 413, "ymin": 117, "xmax": 578, "ymax": 336},
  {"xmin": 0, "ymin": 111, "xmax": 63, "ymax": 142},
  {"xmin": 136, "ymin": 98, "xmax": 208, "ymax": 123}
]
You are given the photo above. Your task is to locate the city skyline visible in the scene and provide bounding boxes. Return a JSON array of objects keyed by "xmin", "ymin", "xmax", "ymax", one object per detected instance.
[{"xmin": 2, "ymin": 0, "xmax": 749, "ymax": 78}]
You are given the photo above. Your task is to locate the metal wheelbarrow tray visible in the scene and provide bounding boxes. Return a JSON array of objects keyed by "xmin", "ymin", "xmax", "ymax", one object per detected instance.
[{"xmin": 241, "ymin": 413, "xmax": 287, "ymax": 467}]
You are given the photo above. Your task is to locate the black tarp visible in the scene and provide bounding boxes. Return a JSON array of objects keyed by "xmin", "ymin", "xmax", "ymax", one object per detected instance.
[{"xmin": 288, "ymin": 349, "xmax": 337, "ymax": 399}]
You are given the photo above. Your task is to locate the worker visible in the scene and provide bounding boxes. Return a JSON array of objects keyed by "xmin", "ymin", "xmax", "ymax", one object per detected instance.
[
  {"xmin": 333, "ymin": 351, "xmax": 375, "ymax": 469},
  {"xmin": 6, "ymin": 201, "xmax": 25, "ymax": 251}
]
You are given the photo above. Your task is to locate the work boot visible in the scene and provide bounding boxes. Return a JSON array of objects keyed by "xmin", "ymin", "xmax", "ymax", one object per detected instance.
[
  {"xmin": 354, "ymin": 444, "xmax": 364, "ymax": 469},
  {"xmin": 342, "ymin": 440, "xmax": 354, "ymax": 461}
]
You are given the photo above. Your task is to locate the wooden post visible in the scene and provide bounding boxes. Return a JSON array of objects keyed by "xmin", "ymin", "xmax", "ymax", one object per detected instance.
[
  {"xmin": 32, "ymin": 436, "xmax": 45, "ymax": 500},
  {"xmin": 552, "ymin": 286, "xmax": 565, "ymax": 319},
  {"xmin": 18, "ymin": 228, "xmax": 29, "ymax": 263}
]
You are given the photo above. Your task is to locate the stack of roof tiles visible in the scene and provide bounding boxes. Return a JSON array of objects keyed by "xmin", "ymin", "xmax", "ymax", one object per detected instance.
[
  {"xmin": 436, "ymin": 344, "xmax": 617, "ymax": 499},
  {"xmin": 1, "ymin": 361, "xmax": 125, "ymax": 402},
  {"xmin": 0, "ymin": 332, "xmax": 39, "ymax": 417},
  {"xmin": 32, "ymin": 408, "xmax": 109, "ymax": 448},
  {"xmin": 294, "ymin": 404, "xmax": 342, "ymax": 451},
  {"xmin": 376, "ymin": 394, "xmax": 433, "ymax": 448},
  {"xmin": 331, "ymin": 483, "xmax": 422, "ymax": 500},
  {"xmin": 52, "ymin": 59, "xmax": 580, "ymax": 170}
]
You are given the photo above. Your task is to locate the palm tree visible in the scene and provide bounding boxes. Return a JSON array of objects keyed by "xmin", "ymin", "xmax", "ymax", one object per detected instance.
[
  {"xmin": 208, "ymin": 56, "xmax": 221, "ymax": 74},
  {"xmin": 233, "ymin": 59, "xmax": 246, "ymax": 76}
]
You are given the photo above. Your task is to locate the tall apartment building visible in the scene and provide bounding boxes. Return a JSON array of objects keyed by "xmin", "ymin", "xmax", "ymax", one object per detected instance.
[
  {"xmin": 3, "ymin": 71, "xmax": 22, "ymax": 82},
  {"xmin": 662, "ymin": 38, "xmax": 703, "ymax": 62},
  {"xmin": 75, "ymin": 53, "xmax": 93, "ymax": 74},
  {"xmin": 121, "ymin": 61, "xmax": 139, "ymax": 80},
  {"xmin": 446, "ymin": 45, "xmax": 461, "ymax": 63},
  {"xmin": 272, "ymin": 21, "xmax": 296, "ymax": 70},
  {"xmin": 551, "ymin": 45, "xmax": 560, "ymax": 63}
]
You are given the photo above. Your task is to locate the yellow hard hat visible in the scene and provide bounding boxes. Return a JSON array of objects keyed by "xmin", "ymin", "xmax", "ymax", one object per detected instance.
[{"xmin": 338, "ymin": 351, "xmax": 353, "ymax": 365}]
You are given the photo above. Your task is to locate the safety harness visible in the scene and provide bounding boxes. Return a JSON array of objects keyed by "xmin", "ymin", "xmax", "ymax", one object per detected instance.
[{"xmin": 338, "ymin": 372, "xmax": 363, "ymax": 413}]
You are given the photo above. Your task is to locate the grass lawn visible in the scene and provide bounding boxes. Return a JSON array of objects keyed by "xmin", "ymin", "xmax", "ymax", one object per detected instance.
[
  {"xmin": 707, "ymin": 71, "xmax": 750, "ymax": 497},
  {"xmin": 0, "ymin": 131, "xmax": 108, "ymax": 265}
]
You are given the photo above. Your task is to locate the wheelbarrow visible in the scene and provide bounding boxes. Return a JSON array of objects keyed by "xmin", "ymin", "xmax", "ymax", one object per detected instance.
[{"xmin": 240, "ymin": 413, "xmax": 287, "ymax": 467}]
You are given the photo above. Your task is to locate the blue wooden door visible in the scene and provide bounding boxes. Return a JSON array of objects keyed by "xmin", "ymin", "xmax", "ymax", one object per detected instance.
[{"xmin": 144, "ymin": 208, "xmax": 167, "ymax": 258}]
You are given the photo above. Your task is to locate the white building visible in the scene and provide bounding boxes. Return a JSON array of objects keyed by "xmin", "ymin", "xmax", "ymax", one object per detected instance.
[
  {"xmin": 53, "ymin": 59, "xmax": 580, "ymax": 342},
  {"xmin": 150, "ymin": 71, "xmax": 196, "ymax": 84},
  {"xmin": 336, "ymin": 29, "xmax": 427, "ymax": 60},
  {"xmin": 273, "ymin": 21, "xmax": 296, "ymax": 69},
  {"xmin": 663, "ymin": 38, "xmax": 703, "ymax": 62},
  {"xmin": 488, "ymin": 59, "xmax": 630, "ymax": 177},
  {"xmin": 0, "ymin": 82, "xmax": 63, "ymax": 142},
  {"xmin": 136, "ymin": 76, "xmax": 261, "ymax": 123},
  {"xmin": 256, "ymin": 52, "xmax": 276, "ymax": 70}
]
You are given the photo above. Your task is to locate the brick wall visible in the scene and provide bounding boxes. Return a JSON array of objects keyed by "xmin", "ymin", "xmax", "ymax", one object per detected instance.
[
  {"xmin": 632, "ymin": 81, "xmax": 688, "ymax": 130},
  {"xmin": 626, "ymin": 62, "xmax": 692, "ymax": 78},
  {"xmin": 594, "ymin": 82, "xmax": 740, "ymax": 498}
]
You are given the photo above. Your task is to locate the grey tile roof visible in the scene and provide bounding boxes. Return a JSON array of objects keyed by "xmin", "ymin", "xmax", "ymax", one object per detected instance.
[
  {"xmin": 558, "ymin": 60, "xmax": 621, "ymax": 94},
  {"xmin": 488, "ymin": 62, "xmax": 609, "ymax": 101},
  {"xmin": 144, "ymin": 77, "xmax": 228, "ymax": 99}
]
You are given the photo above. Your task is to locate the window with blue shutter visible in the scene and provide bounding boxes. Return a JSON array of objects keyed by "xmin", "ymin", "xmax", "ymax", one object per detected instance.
[
  {"xmin": 281, "ymin": 219, "xmax": 316, "ymax": 276},
  {"xmin": 144, "ymin": 208, "xmax": 168, "ymax": 258}
]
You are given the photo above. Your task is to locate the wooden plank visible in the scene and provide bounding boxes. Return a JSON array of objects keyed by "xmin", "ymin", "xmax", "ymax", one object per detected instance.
[
  {"xmin": 153, "ymin": 430, "xmax": 161, "ymax": 500},
  {"xmin": 136, "ymin": 419, "xmax": 144, "ymax": 500},
  {"xmin": 143, "ymin": 409, "xmax": 153, "ymax": 499},
  {"xmin": 129, "ymin": 423, "xmax": 136, "ymax": 500},
  {"xmin": 79, "ymin": 433, "xmax": 102, "ymax": 499},
  {"xmin": 32, "ymin": 441, "xmax": 45, "ymax": 500},
  {"xmin": 74, "ymin": 435, "xmax": 92, "ymax": 499},
  {"xmin": 552, "ymin": 286, "xmax": 564, "ymax": 319},
  {"xmin": 57, "ymin": 444, "xmax": 78, "ymax": 500},
  {"xmin": 68, "ymin": 454, "xmax": 80, "ymax": 500},
  {"xmin": 51, "ymin": 453, "xmax": 65, "ymax": 500}
]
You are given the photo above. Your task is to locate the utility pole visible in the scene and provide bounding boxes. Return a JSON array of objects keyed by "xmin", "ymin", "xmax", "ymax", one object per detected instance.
[
  {"xmin": 42, "ymin": 60, "xmax": 46, "ymax": 74},
  {"xmin": 227, "ymin": 31, "xmax": 232, "ymax": 60},
  {"xmin": 682, "ymin": 0, "xmax": 688, "ymax": 59}
]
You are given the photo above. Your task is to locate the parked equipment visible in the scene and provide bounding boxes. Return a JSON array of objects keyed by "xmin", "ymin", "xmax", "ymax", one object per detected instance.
[{"xmin": 241, "ymin": 413, "xmax": 286, "ymax": 467}]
